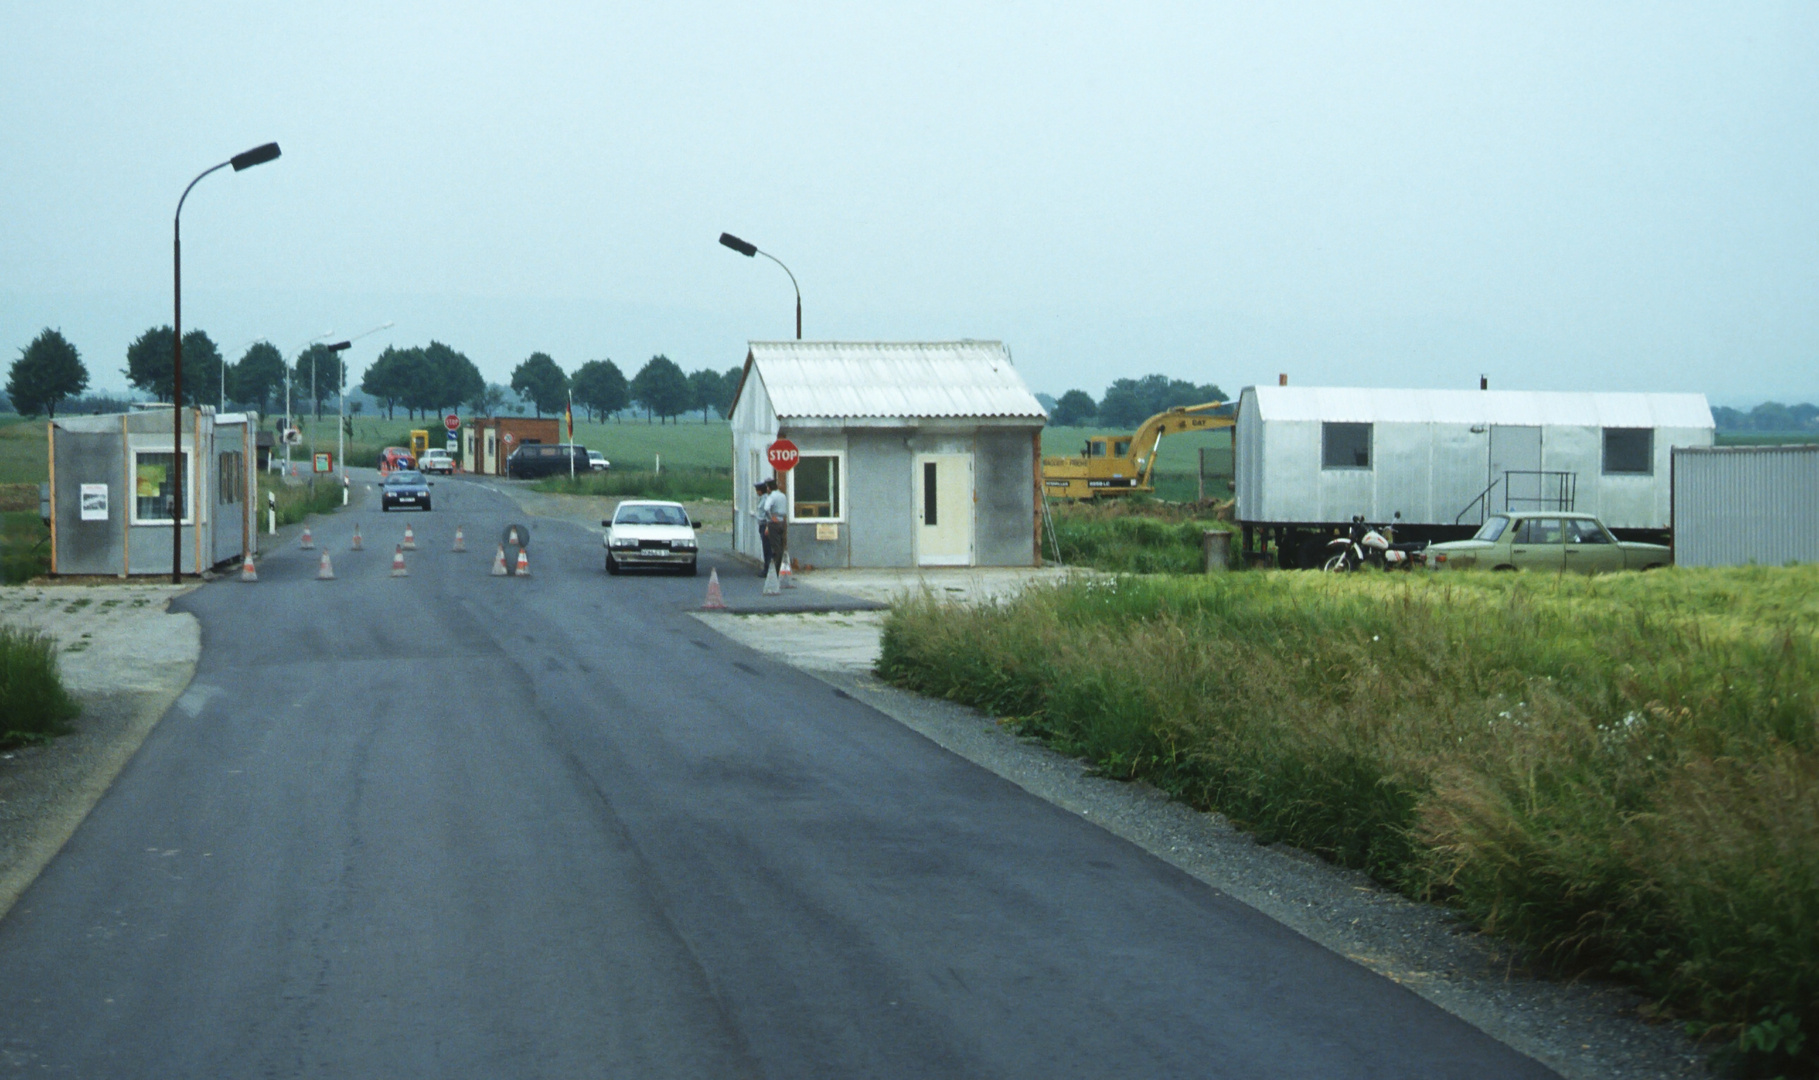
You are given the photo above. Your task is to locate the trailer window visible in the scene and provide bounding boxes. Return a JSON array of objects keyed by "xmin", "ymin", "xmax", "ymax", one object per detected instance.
[
  {"xmin": 1322, "ymin": 423, "xmax": 1372, "ymax": 469},
  {"xmin": 1603, "ymin": 428, "xmax": 1653, "ymax": 475}
]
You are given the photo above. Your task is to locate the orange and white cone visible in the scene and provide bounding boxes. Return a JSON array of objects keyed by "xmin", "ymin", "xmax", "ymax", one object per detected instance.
[
  {"xmin": 780, "ymin": 559, "xmax": 795, "ymax": 589},
  {"xmin": 491, "ymin": 545, "xmax": 509, "ymax": 576},
  {"xmin": 350, "ymin": 524, "xmax": 364, "ymax": 550},
  {"xmin": 402, "ymin": 525, "xmax": 416, "ymax": 550},
  {"xmin": 702, "ymin": 567, "xmax": 726, "ymax": 609},
  {"xmin": 300, "ymin": 527, "xmax": 314, "ymax": 549},
  {"xmin": 452, "ymin": 527, "xmax": 466, "ymax": 553},
  {"xmin": 391, "ymin": 545, "xmax": 408, "ymax": 577},
  {"xmin": 514, "ymin": 547, "xmax": 530, "ymax": 576},
  {"xmin": 240, "ymin": 552, "xmax": 258, "ymax": 582},
  {"xmin": 317, "ymin": 551, "xmax": 335, "ymax": 580}
]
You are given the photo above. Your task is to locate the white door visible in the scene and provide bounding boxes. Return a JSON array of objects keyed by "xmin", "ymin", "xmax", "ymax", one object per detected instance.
[
  {"xmin": 1489, "ymin": 425, "xmax": 1543, "ymax": 512},
  {"xmin": 483, "ymin": 430, "xmax": 498, "ymax": 474},
  {"xmin": 915, "ymin": 453, "xmax": 973, "ymax": 566}
]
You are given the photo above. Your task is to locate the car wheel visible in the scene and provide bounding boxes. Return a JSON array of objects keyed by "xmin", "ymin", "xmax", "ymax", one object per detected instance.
[
  {"xmin": 382, "ymin": 504, "xmax": 390, "ymax": 512},
  {"xmin": 1493, "ymin": 564, "xmax": 1517, "ymax": 572},
  {"xmin": 683, "ymin": 559, "xmax": 698, "ymax": 577},
  {"xmin": 423, "ymin": 500, "xmax": 432, "ymax": 512},
  {"xmin": 605, "ymin": 553, "xmax": 618, "ymax": 575}
]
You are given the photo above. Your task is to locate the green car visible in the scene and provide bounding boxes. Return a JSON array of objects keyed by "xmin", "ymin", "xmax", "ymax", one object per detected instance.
[{"xmin": 1425, "ymin": 512, "xmax": 1670, "ymax": 574}]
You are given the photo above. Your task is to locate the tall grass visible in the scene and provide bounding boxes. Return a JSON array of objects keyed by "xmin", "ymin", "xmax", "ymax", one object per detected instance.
[
  {"xmin": 1, "ymin": 509, "xmax": 50, "ymax": 583},
  {"xmin": 532, "ymin": 467, "xmax": 731, "ymax": 501},
  {"xmin": 878, "ymin": 568, "xmax": 1819, "ymax": 1076},
  {"xmin": 1048, "ymin": 499, "xmax": 1235, "ymax": 574},
  {"xmin": 0, "ymin": 626, "xmax": 80, "ymax": 746},
  {"xmin": 270, "ymin": 479, "xmax": 344, "ymax": 526}
]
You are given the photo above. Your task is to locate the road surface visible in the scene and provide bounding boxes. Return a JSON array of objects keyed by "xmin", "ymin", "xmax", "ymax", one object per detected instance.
[{"xmin": 0, "ymin": 474, "xmax": 1556, "ymax": 1078}]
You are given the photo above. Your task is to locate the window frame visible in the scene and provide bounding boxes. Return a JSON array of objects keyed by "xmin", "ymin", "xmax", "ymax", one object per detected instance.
[
  {"xmin": 130, "ymin": 448, "xmax": 196, "ymax": 526},
  {"xmin": 1602, "ymin": 427, "xmax": 1654, "ymax": 476},
  {"xmin": 788, "ymin": 451, "xmax": 846, "ymax": 524},
  {"xmin": 1321, "ymin": 422, "xmax": 1373, "ymax": 470}
]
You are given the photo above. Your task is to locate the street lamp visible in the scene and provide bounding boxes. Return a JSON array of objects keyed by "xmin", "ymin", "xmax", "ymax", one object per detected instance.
[
  {"xmin": 719, "ymin": 232, "xmax": 801, "ymax": 340},
  {"xmin": 171, "ymin": 141, "xmax": 281, "ymax": 583},
  {"xmin": 324, "ymin": 321, "xmax": 393, "ymax": 482}
]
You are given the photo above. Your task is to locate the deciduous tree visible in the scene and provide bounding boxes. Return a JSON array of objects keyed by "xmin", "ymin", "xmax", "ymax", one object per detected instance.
[
  {"xmin": 124, "ymin": 326, "xmax": 219, "ymax": 405},
  {"xmin": 571, "ymin": 360, "xmax": 629, "ymax": 422},
  {"xmin": 510, "ymin": 352, "xmax": 569, "ymax": 418},
  {"xmin": 232, "ymin": 341, "xmax": 286, "ymax": 414},
  {"xmin": 1050, "ymin": 389, "xmax": 1098, "ymax": 427},
  {"xmin": 630, "ymin": 355, "xmax": 690, "ymax": 424},
  {"xmin": 5, "ymin": 329, "xmax": 89, "ymax": 418}
]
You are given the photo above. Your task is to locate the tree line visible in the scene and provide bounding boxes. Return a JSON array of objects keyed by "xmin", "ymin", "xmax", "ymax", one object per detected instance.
[
  {"xmin": 1046, "ymin": 374, "xmax": 1229, "ymax": 428},
  {"xmin": 4, "ymin": 326, "xmax": 748, "ymax": 424},
  {"xmin": 1712, "ymin": 401, "xmax": 1819, "ymax": 433}
]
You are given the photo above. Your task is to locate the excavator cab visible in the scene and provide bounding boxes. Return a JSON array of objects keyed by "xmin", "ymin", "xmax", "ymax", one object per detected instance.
[
  {"xmin": 1083, "ymin": 440, "xmax": 1108, "ymax": 457},
  {"xmin": 1112, "ymin": 439, "xmax": 1132, "ymax": 457}
]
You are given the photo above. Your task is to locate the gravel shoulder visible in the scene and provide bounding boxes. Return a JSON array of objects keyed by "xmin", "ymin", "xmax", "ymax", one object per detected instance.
[
  {"xmin": 0, "ymin": 584, "xmax": 201, "ymax": 920},
  {"xmin": 695, "ymin": 607, "xmax": 1711, "ymax": 1080}
]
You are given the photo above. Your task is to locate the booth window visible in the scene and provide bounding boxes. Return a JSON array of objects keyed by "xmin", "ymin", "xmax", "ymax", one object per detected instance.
[
  {"xmin": 790, "ymin": 454, "xmax": 843, "ymax": 521},
  {"xmin": 1322, "ymin": 423, "xmax": 1372, "ymax": 469},
  {"xmin": 219, "ymin": 451, "xmax": 243, "ymax": 504},
  {"xmin": 132, "ymin": 451, "xmax": 192, "ymax": 524},
  {"xmin": 1603, "ymin": 428, "xmax": 1653, "ymax": 475}
]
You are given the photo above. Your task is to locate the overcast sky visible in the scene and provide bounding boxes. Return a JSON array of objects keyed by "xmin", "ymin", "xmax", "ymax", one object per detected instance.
[{"xmin": 3, "ymin": 2, "xmax": 1815, "ymax": 405}]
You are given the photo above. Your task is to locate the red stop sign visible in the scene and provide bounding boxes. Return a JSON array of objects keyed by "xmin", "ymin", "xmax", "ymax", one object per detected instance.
[
  {"xmin": 766, "ymin": 438, "xmax": 800, "ymax": 472},
  {"xmin": 444, "ymin": 413, "xmax": 461, "ymax": 432}
]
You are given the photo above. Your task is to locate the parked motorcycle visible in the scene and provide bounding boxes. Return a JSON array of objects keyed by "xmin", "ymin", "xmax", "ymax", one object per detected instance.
[{"xmin": 1321, "ymin": 514, "xmax": 1427, "ymax": 572}]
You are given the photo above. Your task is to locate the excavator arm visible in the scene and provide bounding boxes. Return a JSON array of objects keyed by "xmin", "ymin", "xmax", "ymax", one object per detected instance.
[{"xmin": 1132, "ymin": 402, "xmax": 1233, "ymax": 488}]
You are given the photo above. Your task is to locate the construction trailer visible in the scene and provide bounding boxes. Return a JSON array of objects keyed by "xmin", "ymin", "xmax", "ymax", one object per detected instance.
[
  {"xmin": 1671, "ymin": 443, "xmax": 1819, "ymax": 567},
  {"xmin": 1233, "ymin": 386, "xmax": 1714, "ymax": 567},
  {"xmin": 46, "ymin": 408, "xmax": 259, "ymax": 576},
  {"xmin": 729, "ymin": 341, "xmax": 1048, "ymax": 569}
]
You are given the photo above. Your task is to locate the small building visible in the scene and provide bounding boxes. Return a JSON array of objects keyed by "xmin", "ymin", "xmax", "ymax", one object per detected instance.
[
  {"xmin": 1672, "ymin": 443, "xmax": 1819, "ymax": 567},
  {"xmin": 1234, "ymin": 386, "xmax": 1713, "ymax": 562},
  {"xmin": 462, "ymin": 417, "xmax": 559, "ymax": 476},
  {"xmin": 46, "ymin": 408, "xmax": 258, "ymax": 576},
  {"xmin": 729, "ymin": 341, "xmax": 1047, "ymax": 568}
]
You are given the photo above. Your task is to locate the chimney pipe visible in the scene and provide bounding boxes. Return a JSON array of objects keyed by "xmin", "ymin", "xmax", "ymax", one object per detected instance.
[
  {"xmin": 1278, "ymin": 373, "xmax": 1288, "ymax": 387},
  {"xmin": 1480, "ymin": 374, "xmax": 1488, "ymax": 390}
]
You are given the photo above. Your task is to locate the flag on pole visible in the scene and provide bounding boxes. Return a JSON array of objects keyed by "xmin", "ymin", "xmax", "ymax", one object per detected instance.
[{"xmin": 565, "ymin": 394, "xmax": 573, "ymax": 441}]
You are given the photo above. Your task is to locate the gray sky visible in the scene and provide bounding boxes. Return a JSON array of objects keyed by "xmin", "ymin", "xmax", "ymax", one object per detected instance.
[{"xmin": 4, "ymin": 1, "xmax": 1815, "ymax": 405}]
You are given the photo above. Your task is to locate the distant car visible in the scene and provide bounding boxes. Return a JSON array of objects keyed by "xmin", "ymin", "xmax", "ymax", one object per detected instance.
[
  {"xmin": 1424, "ymin": 512, "xmax": 1669, "ymax": 573},
  {"xmin": 603, "ymin": 500, "xmax": 700, "ymax": 575},
  {"xmin": 587, "ymin": 450, "xmax": 610, "ymax": 472},
  {"xmin": 419, "ymin": 449, "xmax": 456, "ymax": 475},
  {"xmin": 504, "ymin": 443, "xmax": 591, "ymax": 479},
  {"xmin": 378, "ymin": 446, "xmax": 416, "ymax": 474},
  {"xmin": 380, "ymin": 469, "xmax": 433, "ymax": 512}
]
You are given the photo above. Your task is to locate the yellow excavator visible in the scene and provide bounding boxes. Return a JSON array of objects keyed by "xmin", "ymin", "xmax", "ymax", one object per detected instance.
[{"xmin": 1041, "ymin": 401, "xmax": 1233, "ymax": 499}]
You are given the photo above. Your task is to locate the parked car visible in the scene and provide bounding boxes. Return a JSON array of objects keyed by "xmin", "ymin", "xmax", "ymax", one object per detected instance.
[
  {"xmin": 1424, "ymin": 512, "xmax": 1669, "ymax": 573},
  {"xmin": 504, "ymin": 443, "xmax": 591, "ymax": 479},
  {"xmin": 378, "ymin": 446, "xmax": 416, "ymax": 474},
  {"xmin": 603, "ymin": 500, "xmax": 700, "ymax": 575},
  {"xmin": 419, "ymin": 448, "xmax": 456, "ymax": 475},
  {"xmin": 587, "ymin": 450, "xmax": 610, "ymax": 472},
  {"xmin": 380, "ymin": 469, "xmax": 433, "ymax": 512}
]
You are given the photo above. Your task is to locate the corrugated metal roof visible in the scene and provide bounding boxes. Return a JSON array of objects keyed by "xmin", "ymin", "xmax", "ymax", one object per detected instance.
[
  {"xmin": 1245, "ymin": 386, "xmax": 1713, "ymax": 428},
  {"xmin": 745, "ymin": 341, "xmax": 1047, "ymax": 419}
]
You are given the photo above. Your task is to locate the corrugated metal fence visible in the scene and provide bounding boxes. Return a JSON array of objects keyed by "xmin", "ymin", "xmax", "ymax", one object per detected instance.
[{"xmin": 1672, "ymin": 444, "xmax": 1819, "ymax": 567}]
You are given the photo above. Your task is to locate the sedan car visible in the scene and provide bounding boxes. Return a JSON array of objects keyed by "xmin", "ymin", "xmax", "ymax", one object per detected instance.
[
  {"xmin": 587, "ymin": 450, "xmax": 610, "ymax": 472},
  {"xmin": 380, "ymin": 469, "xmax": 434, "ymax": 512},
  {"xmin": 603, "ymin": 500, "xmax": 700, "ymax": 575},
  {"xmin": 419, "ymin": 449, "xmax": 456, "ymax": 475},
  {"xmin": 1425, "ymin": 512, "xmax": 1669, "ymax": 573}
]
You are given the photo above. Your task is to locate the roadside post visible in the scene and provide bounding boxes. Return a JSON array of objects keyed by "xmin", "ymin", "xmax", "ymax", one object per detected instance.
[
  {"xmin": 1203, "ymin": 529, "xmax": 1231, "ymax": 573},
  {"xmin": 266, "ymin": 490, "xmax": 276, "ymax": 535}
]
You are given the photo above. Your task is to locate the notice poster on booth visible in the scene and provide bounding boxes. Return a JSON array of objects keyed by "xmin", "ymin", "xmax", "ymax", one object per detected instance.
[{"xmin": 79, "ymin": 483, "xmax": 108, "ymax": 521}]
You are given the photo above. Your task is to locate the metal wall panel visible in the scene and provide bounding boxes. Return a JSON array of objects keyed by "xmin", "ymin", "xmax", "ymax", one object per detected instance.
[{"xmin": 1673, "ymin": 445, "xmax": 1819, "ymax": 567}]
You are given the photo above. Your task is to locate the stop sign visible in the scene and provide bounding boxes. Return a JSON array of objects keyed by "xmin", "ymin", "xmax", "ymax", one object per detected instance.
[
  {"xmin": 766, "ymin": 438, "xmax": 800, "ymax": 472},
  {"xmin": 444, "ymin": 413, "xmax": 460, "ymax": 433}
]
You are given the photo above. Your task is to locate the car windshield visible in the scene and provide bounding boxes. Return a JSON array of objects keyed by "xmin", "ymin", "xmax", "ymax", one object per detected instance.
[
  {"xmin": 1473, "ymin": 516, "xmax": 1510, "ymax": 542},
  {"xmin": 614, "ymin": 505, "xmax": 689, "ymax": 526},
  {"xmin": 386, "ymin": 471, "xmax": 425, "ymax": 486}
]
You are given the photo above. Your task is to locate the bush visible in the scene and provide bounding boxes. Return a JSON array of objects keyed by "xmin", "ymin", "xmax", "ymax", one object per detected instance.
[
  {"xmin": 533, "ymin": 467, "xmax": 731, "ymax": 501},
  {"xmin": 877, "ymin": 569, "xmax": 1819, "ymax": 1076},
  {"xmin": 0, "ymin": 625, "xmax": 80, "ymax": 746}
]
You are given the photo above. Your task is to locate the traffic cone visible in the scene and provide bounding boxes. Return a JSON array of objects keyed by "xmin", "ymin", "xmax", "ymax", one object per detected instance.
[
  {"xmin": 300, "ymin": 527, "xmax": 314, "ymax": 549},
  {"xmin": 350, "ymin": 524, "xmax": 364, "ymax": 550},
  {"xmin": 317, "ymin": 551, "xmax": 335, "ymax": 580},
  {"xmin": 402, "ymin": 525, "xmax": 416, "ymax": 550},
  {"xmin": 515, "ymin": 547, "xmax": 530, "ymax": 576},
  {"xmin": 239, "ymin": 552, "xmax": 258, "ymax": 582},
  {"xmin": 702, "ymin": 568, "xmax": 726, "ymax": 609},
  {"xmin": 763, "ymin": 564, "xmax": 781, "ymax": 596},
  {"xmin": 492, "ymin": 545, "xmax": 509, "ymax": 576},
  {"xmin": 391, "ymin": 545, "xmax": 408, "ymax": 577},
  {"xmin": 452, "ymin": 527, "xmax": 466, "ymax": 552},
  {"xmin": 780, "ymin": 559, "xmax": 795, "ymax": 589}
]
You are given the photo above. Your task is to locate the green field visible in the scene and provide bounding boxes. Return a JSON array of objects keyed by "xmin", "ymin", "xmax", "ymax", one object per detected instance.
[{"xmin": 0, "ymin": 416, "xmax": 49, "ymax": 486}]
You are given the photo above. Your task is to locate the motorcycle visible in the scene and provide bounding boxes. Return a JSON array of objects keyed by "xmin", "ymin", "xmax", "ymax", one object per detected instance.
[{"xmin": 1321, "ymin": 514, "xmax": 1427, "ymax": 572}]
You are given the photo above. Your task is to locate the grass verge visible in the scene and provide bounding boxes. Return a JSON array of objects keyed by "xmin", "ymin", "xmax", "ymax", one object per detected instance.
[
  {"xmin": 877, "ymin": 568, "xmax": 1818, "ymax": 1077},
  {"xmin": 532, "ymin": 467, "xmax": 732, "ymax": 501},
  {"xmin": 0, "ymin": 626, "xmax": 80, "ymax": 747},
  {"xmin": 271, "ymin": 479, "xmax": 345, "ymax": 527}
]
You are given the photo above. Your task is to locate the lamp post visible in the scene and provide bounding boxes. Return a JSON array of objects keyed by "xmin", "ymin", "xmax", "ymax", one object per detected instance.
[
  {"xmin": 324, "ymin": 321, "xmax": 393, "ymax": 483},
  {"xmin": 172, "ymin": 141, "xmax": 281, "ymax": 583},
  {"xmin": 719, "ymin": 232, "xmax": 801, "ymax": 340},
  {"xmin": 286, "ymin": 331, "xmax": 334, "ymax": 477}
]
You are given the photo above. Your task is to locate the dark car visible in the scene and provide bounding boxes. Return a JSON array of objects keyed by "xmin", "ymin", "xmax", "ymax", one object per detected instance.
[
  {"xmin": 381, "ymin": 469, "xmax": 433, "ymax": 512},
  {"xmin": 504, "ymin": 443, "xmax": 591, "ymax": 479}
]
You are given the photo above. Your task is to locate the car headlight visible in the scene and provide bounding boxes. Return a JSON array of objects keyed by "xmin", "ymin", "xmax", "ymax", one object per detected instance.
[
  {"xmin": 672, "ymin": 539, "xmax": 697, "ymax": 550},
  {"xmin": 610, "ymin": 538, "xmax": 637, "ymax": 549}
]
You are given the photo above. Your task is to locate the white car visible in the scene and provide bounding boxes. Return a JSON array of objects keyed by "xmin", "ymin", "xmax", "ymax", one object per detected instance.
[
  {"xmin": 419, "ymin": 449, "xmax": 456, "ymax": 475},
  {"xmin": 603, "ymin": 500, "xmax": 700, "ymax": 575},
  {"xmin": 587, "ymin": 451, "xmax": 610, "ymax": 472}
]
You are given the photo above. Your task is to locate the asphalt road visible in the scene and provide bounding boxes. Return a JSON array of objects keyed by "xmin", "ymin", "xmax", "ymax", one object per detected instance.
[{"xmin": 0, "ymin": 474, "xmax": 1558, "ymax": 1079}]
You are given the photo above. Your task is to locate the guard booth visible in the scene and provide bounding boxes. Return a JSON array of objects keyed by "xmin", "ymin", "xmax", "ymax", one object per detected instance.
[
  {"xmin": 45, "ymin": 408, "xmax": 259, "ymax": 576},
  {"xmin": 463, "ymin": 417, "xmax": 559, "ymax": 476}
]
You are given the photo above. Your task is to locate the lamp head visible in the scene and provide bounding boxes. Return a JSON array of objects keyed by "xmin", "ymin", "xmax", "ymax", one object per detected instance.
[
  {"xmin": 719, "ymin": 232, "xmax": 758, "ymax": 258},
  {"xmin": 231, "ymin": 142, "xmax": 282, "ymax": 171},
  {"xmin": 327, "ymin": 341, "xmax": 352, "ymax": 352}
]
